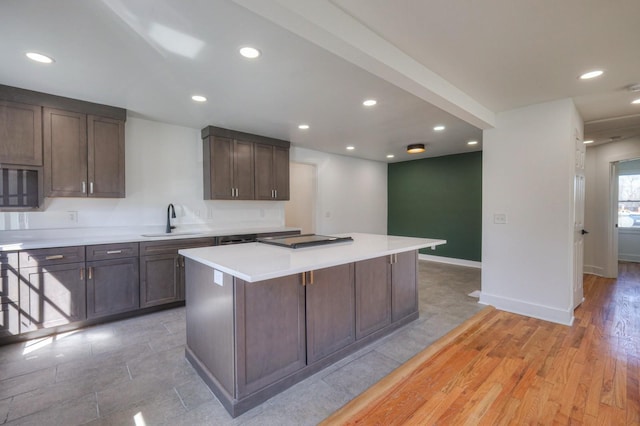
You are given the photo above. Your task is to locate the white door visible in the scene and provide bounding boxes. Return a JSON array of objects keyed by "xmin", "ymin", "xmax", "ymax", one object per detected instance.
[
  {"xmin": 285, "ymin": 162, "xmax": 316, "ymax": 234},
  {"xmin": 572, "ymin": 134, "xmax": 586, "ymax": 309}
]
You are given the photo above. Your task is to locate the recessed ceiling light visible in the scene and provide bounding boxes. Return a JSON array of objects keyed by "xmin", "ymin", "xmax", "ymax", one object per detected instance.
[
  {"xmin": 433, "ymin": 125, "xmax": 445, "ymax": 131},
  {"xmin": 579, "ymin": 70, "xmax": 603, "ymax": 80},
  {"xmin": 583, "ymin": 140, "xmax": 594, "ymax": 144},
  {"xmin": 191, "ymin": 95, "xmax": 207, "ymax": 102},
  {"xmin": 26, "ymin": 52, "xmax": 54, "ymax": 63},
  {"xmin": 298, "ymin": 124, "xmax": 309, "ymax": 130},
  {"xmin": 467, "ymin": 140, "xmax": 478, "ymax": 146},
  {"xmin": 239, "ymin": 46, "xmax": 261, "ymax": 59},
  {"xmin": 407, "ymin": 144, "xmax": 425, "ymax": 154},
  {"xmin": 632, "ymin": 98, "xmax": 640, "ymax": 105},
  {"xmin": 346, "ymin": 146, "xmax": 355, "ymax": 150},
  {"xmin": 386, "ymin": 154, "xmax": 395, "ymax": 159},
  {"xmin": 362, "ymin": 99, "xmax": 377, "ymax": 107}
]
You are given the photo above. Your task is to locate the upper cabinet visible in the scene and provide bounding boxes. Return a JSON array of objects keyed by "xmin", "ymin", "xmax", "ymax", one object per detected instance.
[
  {"xmin": 0, "ymin": 100, "xmax": 42, "ymax": 166},
  {"xmin": 202, "ymin": 126, "xmax": 290, "ymax": 201},
  {"xmin": 43, "ymin": 109, "xmax": 125, "ymax": 197}
]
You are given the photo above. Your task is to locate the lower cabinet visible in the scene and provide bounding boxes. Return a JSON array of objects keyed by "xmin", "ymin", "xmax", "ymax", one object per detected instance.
[
  {"xmin": 1, "ymin": 252, "xmax": 19, "ymax": 337},
  {"xmin": 87, "ymin": 257, "xmax": 139, "ymax": 319},
  {"xmin": 392, "ymin": 250, "xmax": 418, "ymax": 321},
  {"xmin": 305, "ymin": 263, "xmax": 355, "ymax": 364},
  {"xmin": 20, "ymin": 262, "xmax": 87, "ymax": 331},
  {"xmin": 355, "ymin": 256, "xmax": 392, "ymax": 339}
]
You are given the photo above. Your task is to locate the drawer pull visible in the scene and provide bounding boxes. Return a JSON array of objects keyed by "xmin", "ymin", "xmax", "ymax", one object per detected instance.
[
  {"xmin": 106, "ymin": 250, "xmax": 122, "ymax": 254},
  {"xmin": 45, "ymin": 255, "xmax": 64, "ymax": 260}
]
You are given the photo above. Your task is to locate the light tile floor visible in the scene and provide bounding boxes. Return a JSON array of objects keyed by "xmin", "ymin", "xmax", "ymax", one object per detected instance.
[{"xmin": 0, "ymin": 261, "xmax": 483, "ymax": 425}]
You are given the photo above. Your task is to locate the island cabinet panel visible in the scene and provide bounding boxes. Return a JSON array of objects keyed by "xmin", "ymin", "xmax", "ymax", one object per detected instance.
[
  {"xmin": 185, "ymin": 259, "xmax": 236, "ymax": 397},
  {"xmin": 86, "ymin": 257, "xmax": 139, "ymax": 319},
  {"xmin": 1, "ymin": 252, "xmax": 19, "ymax": 337},
  {"xmin": 0, "ymin": 100, "xmax": 42, "ymax": 166},
  {"xmin": 305, "ymin": 263, "xmax": 355, "ymax": 364},
  {"xmin": 355, "ymin": 256, "xmax": 392, "ymax": 339},
  {"xmin": 235, "ymin": 274, "xmax": 306, "ymax": 398},
  {"xmin": 392, "ymin": 250, "xmax": 419, "ymax": 321}
]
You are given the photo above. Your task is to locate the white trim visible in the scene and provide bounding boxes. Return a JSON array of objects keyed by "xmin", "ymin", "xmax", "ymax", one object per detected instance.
[
  {"xmin": 619, "ymin": 254, "xmax": 640, "ymax": 262},
  {"xmin": 419, "ymin": 253, "xmax": 481, "ymax": 268},
  {"xmin": 479, "ymin": 292, "xmax": 574, "ymax": 326},
  {"xmin": 584, "ymin": 264, "xmax": 606, "ymax": 276}
]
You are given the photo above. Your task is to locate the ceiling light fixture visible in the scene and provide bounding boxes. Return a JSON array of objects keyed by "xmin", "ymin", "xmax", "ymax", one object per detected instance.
[
  {"xmin": 26, "ymin": 52, "xmax": 54, "ymax": 63},
  {"xmin": 298, "ymin": 124, "xmax": 309, "ymax": 130},
  {"xmin": 239, "ymin": 46, "xmax": 261, "ymax": 59},
  {"xmin": 583, "ymin": 140, "xmax": 594, "ymax": 144},
  {"xmin": 407, "ymin": 144, "xmax": 425, "ymax": 154},
  {"xmin": 467, "ymin": 140, "xmax": 478, "ymax": 146},
  {"xmin": 346, "ymin": 146, "xmax": 355, "ymax": 150},
  {"xmin": 191, "ymin": 95, "xmax": 207, "ymax": 102},
  {"xmin": 362, "ymin": 99, "xmax": 377, "ymax": 107},
  {"xmin": 386, "ymin": 154, "xmax": 395, "ymax": 159},
  {"xmin": 632, "ymin": 98, "xmax": 640, "ymax": 105},
  {"xmin": 433, "ymin": 125, "xmax": 445, "ymax": 131},
  {"xmin": 579, "ymin": 70, "xmax": 603, "ymax": 80}
]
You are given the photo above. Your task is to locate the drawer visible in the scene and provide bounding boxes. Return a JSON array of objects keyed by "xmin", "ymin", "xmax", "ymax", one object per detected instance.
[
  {"xmin": 19, "ymin": 246, "xmax": 85, "ymax": 267},
  {"xmin": 140, "ymin": 237, "xmax": 215, "ymax": 256},
  {"xmin": 86, "ymin": 242, "xmax": 139, "ymax": 261}
]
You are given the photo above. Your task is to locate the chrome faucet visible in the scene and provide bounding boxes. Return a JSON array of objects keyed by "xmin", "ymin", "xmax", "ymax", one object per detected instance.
[{"xmin": 166, "ymin": 203, "xmax": 176, "ymax": 233}]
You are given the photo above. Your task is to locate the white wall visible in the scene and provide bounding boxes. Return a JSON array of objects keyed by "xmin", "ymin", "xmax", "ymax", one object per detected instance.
[
  {"xmin": 0, "ymin": 117, "xmax": 387, "ymax": 236},
  {"xmin": 290, "ymin": 147, "xmax": 387, "ymax": 235},
  {"xmin": 480, "ymin": 98, "xmax": 582, "ymax": 325},
  {"xmin": 584, "ymin": 137, "xmax": 640, "ymax": 275}
]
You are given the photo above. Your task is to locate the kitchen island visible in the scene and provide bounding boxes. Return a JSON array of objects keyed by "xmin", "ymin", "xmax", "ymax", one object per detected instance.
[{"xmin": 179, "ymin": 233, "xmax": 446, "ymax": 417}]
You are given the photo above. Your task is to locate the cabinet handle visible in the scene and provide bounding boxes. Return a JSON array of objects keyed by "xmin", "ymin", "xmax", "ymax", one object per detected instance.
[
  {"xmin": 231, "ymin": 188, "xmax": 235, "ymax": 197},
  {"xmin": 90, "ymin": 182, "xmax": 94, "ymax": 194},
  {"xmin": 88, "ymin": 267, "xmax": 93, "ymax": 280},
  {"xmin": 309, "ymin": 270, "xmax": 314, "ymax": 285},
  {"xmin": 106, "ymin": 250, "xmax": 122, "ymax": 254},
  {"xmin": 45, "ymin": 254, "xmax": 64, "ymax": 260},
  {"xmin": 301, "ymin": 272, "xmax": 306, "ymax": 286},
  {"xmin": 389, "ymin": 254, "xmax": 397, "ymax": 264},
  {"xmin": 274, "ymin": 189, "xmax": 277, "ymax": 198},
  {"xmin": 181, "ymin": 257, "xmax": 185, "ymax": 268},
  {"xmin": 80, "ymin": 268, "xmax": 84, "ymax": 280},
  {"xmin": 235, "ymin": 188, "xmax": 239, "ymax": 197},
  {"xmin": 82, "ymin": 181, "xmax": 86, "ymax": 193}
]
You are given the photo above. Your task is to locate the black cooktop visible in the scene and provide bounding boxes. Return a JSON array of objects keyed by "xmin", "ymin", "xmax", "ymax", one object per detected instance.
[{"xmin": 257, "ymin": 234, "xmax": 353, "ymax": 249}]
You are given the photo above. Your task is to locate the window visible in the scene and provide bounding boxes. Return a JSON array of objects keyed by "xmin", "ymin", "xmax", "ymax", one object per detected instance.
[{"xmin": 618, "ymin": 173, "xmax": 640, "ymax": 228}]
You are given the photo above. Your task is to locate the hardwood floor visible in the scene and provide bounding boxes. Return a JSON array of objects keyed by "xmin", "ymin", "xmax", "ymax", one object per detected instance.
[{"xmin": 321, "ymin": 262, "xmax": 640, "ymax": 425}]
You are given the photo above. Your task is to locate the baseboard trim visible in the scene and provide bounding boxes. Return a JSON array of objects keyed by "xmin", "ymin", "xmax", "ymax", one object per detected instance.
[
  {"xmin": 584, "ymin": 264, "xmax": 606, "ymax": 276},
  {"xmin": 479, "ymin": 292, "xmax": 573, "ymax": 326},
  {"xmin": 419, "ymin": 254, "xmax": 481, "ymax": 269},
  {"xmin": 619, "ymin": 254, "xmax": 640, "ymax": 262}
]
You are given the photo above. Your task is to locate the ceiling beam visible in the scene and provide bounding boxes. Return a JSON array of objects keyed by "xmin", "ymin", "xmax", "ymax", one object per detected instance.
[{"xmin": 234, "ymin": 0, "xmax": 495, "ymax": 129}]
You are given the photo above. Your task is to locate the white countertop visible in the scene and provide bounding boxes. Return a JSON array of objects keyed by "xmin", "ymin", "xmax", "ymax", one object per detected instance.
[
  {"xmin": 0, "ymin": 226, "xmax": 300, "ymax": 251},
  {"xmin": 179, "ymin": 233, "xmax": 446, "ymax": 282}
]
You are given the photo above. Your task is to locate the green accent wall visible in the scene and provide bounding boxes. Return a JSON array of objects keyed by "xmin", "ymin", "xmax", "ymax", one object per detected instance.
[{"xmin": 388, "ymin": 151, "xmax": 482, "ymax": 261}]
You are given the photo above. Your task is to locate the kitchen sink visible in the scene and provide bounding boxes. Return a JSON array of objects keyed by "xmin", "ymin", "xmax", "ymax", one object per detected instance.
[{"xmin": 140, "ymin": 232, "xmax": 205, "ymax": 238}]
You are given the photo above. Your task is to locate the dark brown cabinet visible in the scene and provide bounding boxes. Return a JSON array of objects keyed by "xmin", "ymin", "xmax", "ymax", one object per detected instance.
[
  {"xmin": 139, "ymin": 238, "xmax": 215, "ymax": 308},
  {"xmin": 44, "ymin": 108, "xmax": 125, "ymax": 198},
  {"xmin": 86, "ymin": 243, "xmax": 139, "ymax": 319},
  {"xmin": 0, "ymin": 100, "xmax": 42, "ymax": 166},
  {"xmin": 305, "ymin": 264, "xmax": 355, "ymax": 364},
  {"xmin": 18, "ymin": 246, "xmax": 87, "ymax": 331},
  {"xmin": 202, "ymin": 126, "xmax": 290, "ymax": 201},
  {"xmin": 254, "ymin": 144, "xmax": 290, "ymax": 200},
  {"xmin": 203, "ymin": 136, "xmax": 254, "ymax": 200},
  {"xmin": 355, "ymin": 256, "xmax": 392, "ymax": 339},
  {"xmin": 391, "ymin": 251, "xmax": 418, "ymax": 321},
  {"xmin": 1, "ymin": 252, "xmax": 19, "ymax": 337},
  {"xmin": 235, "ymin": 273, "xmax": 306, "ymax": 398}
]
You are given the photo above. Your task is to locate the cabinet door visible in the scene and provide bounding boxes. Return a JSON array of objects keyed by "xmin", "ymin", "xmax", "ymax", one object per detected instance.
[
  {"xmin": 254, "ymin": 143, "xmax": 274, "ymax": 200},
  {"xmin": 0, "ymin": 100, "xmax": 42, "ymax": 166},
  {"xmin": 206, "ymin": 136, "xmax": 234, "ymax": 199},
  {"xmin": 355, "ymin": 256, "xmax": 391, "ymax": 339},
  {"xmin": 392, "ymin": 251, "xmax": 418, "ymax": 322},
  {"xmin": 273, "ymin": 146, "xmax": 289, "ymax": 200},
  {"xmin": 88, "ymin": 115, "xmax": 125, "ymax": 198},
  {"xmin": 87, "ymin": 258, "xmax": 139, "ymax": 318},
  {"xmin": 306, "ymin": 264, "xmax": 355, "ymax": 364},
  {"xmin": 233, "ymin": 139, "xmax": 254, "ymax": 200},
  {"xmin": 139, "ymin": 254, "xmax": 181, "ymax": 307},
  {"xmin": 1, "ymin": 253, "xmax": 19, "ymax": 337},
  {"xmin": 235, "ymin": 274, "xmax": 306, "ymax": 398},
  {"xmin": 43, "ymin": 108, "xmax": 87, "ymax": 197},
  {"xmin": 19, "ymin": 262, "xmax": 86, "ymax": 331}
]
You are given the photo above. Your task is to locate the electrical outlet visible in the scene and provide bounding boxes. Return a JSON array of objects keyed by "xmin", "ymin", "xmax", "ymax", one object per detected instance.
[
  {"xmin": 67, "ymin": 211, "xmax": 78, "ymax": 223},
  {"xmin": 493, "ymin": 213, "xmax": 507, "ymax": 224}
]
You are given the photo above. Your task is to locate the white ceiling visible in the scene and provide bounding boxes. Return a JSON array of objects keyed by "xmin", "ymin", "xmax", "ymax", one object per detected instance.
[{"xmin": 1, "ymin": 0, "xmax": 638, "ymax": 162}]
